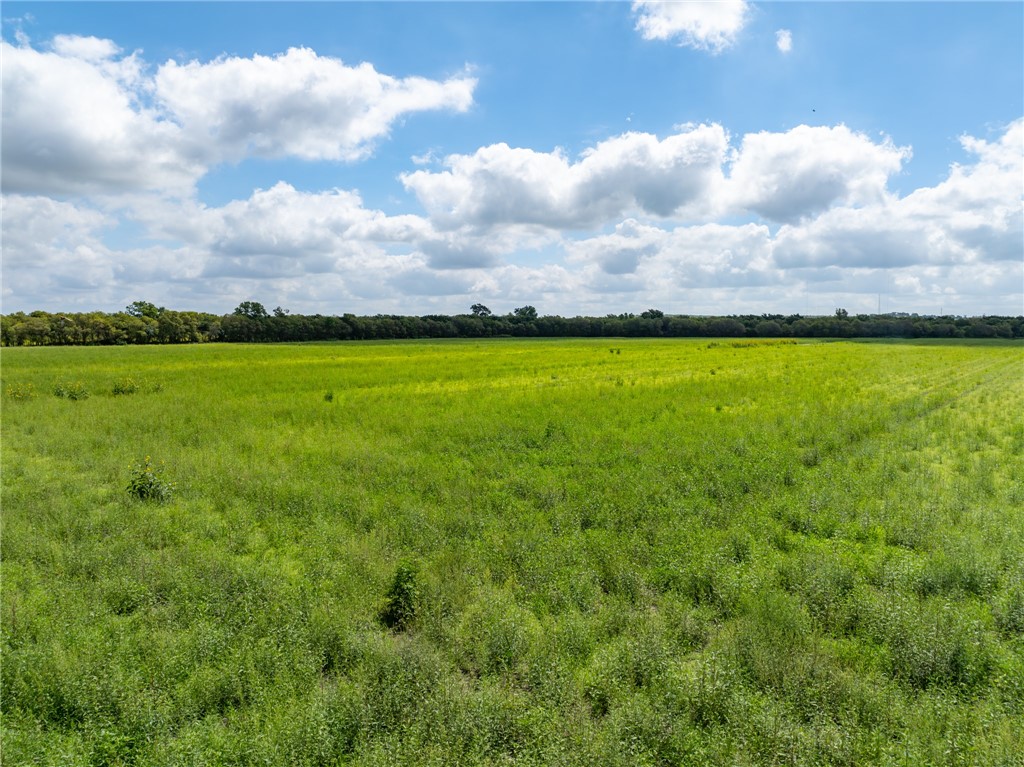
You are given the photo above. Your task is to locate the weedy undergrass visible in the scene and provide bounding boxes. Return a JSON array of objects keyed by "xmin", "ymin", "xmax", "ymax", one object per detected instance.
[{"xmin": 2, "ymin": 338, "xmax": 1022, "ymax": 765}]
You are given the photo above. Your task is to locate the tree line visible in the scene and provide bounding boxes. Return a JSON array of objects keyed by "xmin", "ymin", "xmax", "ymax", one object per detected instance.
[{"xmin": 1, "ymin": 301, "xmax": 1021, "ymax": 346}]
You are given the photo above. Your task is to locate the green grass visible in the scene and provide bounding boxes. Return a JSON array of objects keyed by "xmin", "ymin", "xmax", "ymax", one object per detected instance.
[{"xmin": 2, "ymin": 338, "xmax": 1022, "ymax": 765}]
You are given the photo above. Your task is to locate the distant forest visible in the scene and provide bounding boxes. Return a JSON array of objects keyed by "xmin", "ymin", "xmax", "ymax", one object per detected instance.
[{"xmin": 2, "ymin": 301, "xmax": 1021, "ymax": 346}]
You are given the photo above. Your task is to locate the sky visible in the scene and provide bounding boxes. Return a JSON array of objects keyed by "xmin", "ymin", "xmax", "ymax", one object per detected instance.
[{"xmin": 2, "ymin": 1, "xmax": 1022, "ymax": 318}]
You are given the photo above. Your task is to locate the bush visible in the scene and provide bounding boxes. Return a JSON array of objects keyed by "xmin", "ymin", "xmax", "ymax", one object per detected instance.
[
  {"xmin": 53, "ymin": 381, "xmax": 89, "ymax": 400},
  {"xmin": 993, "ymin": 585, "xmax": 1024, "ymax": 638},
  {"xmin": 379, "ymin": 561, "xmax": 420, "ymax": 631},
  {"xmin": 112, "ymin": 377, "xmax": 141, "ymax": 395},
  {"xmin": 126, "ymin": 457, "xmax": 174, "ymax": 503},
  {"xmin": 5, "ymin": 383, "xmax": 36, "ymax": 400}
]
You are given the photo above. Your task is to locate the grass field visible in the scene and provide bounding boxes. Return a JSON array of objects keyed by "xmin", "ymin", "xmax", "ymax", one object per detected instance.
[{"xmin": 2, "ymin": 338, "xmax": 1023, "ymax": 766}]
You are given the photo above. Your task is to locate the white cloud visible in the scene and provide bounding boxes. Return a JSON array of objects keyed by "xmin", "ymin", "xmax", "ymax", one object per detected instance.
[
  {"xmin": 191, "ymin": 183, "xmax": 434, "ymax": 280},
  {"xmin": 776, "ymin": 29, "xmax": 792, "ymax": 53},
  {"xmin": 773, "ymin": 119, "xmax": 1022, "ymax": 270},
  {"xmin": 633, "ymin": 0, "xmax": 750, "ymax": 53},
  {"xmin": 0, "ymin": 195, "xmax": 206, "ymax": 309},
  {"xmin": 568, "ymin": 219, "xmax": 776, "ymax": 289},
  {"xmin": 400, "ymin": 123, "xmax": 912, "ymax": 233},
  {"xmin": 389, "ymin": 265, "xmax": 477, "ymax": 297},
  {"xmin": 401, "ymin": 124, "xmax": 730, "ymax": 231},
  {"xmin": 155, "ymin": 47, "xmax": 476, "ymax": 163},
  {"xmin": 2, "ymin": 24, "xmax": 1019, "ymax": 325},
  {"xmin": 1, "ymin": 40, "xmax": 197, "ymax": 195},
  {"xmin": 565, "ymin": 219, "xmax": 666, "ymax": 275},
  {"xmin": 1, "ymin": 195, "xmax": 111, "ymax": 269},
  {"xmin": 725, "ymin": 124, "xmax": 910, "ymax": 222},
  {"xmin": 1, "ymin": 37, "xmax": 477, "ymax": 196},
  {"xmin": 560, "ymin": 120, "xmax": 1021, "ymax": 312},
  {"xmin": 411, "ymin": 150, "xmax": 439, "ymax": 166},
  {"xmin": 51, "ymin": 34, "xmax": 121, "ymax": 61}
]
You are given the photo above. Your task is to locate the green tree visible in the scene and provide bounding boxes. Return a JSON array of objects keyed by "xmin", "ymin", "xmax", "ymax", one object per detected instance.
[
  {"xmin": 470, "ymin": 303, "xmax": 492, "ymax": 317},
  {"xmin": 234, "ymin": 301, "xmax": 269, "ymax": 320},
  {"xmin": 126, "ymin": 301, "xmax": 161, "ymax": 319},
  {"xmin": 512, "ymin": 305, "xmax": 538, "ymax": 321}
]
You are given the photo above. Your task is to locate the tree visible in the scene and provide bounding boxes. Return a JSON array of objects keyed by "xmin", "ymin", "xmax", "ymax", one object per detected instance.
[
  {"xmin": 157, "ymin": 311, "xmax": 186, "ymax": 343},
  {"xmin": 641, "ymin": 308, "xmax": 664, "ymax": 319},
  {"xmin": 126, "ymin": 300, "xmax": 161, "ymax": 319},
  {"xmin": 705, "ymin": 317, "xmax": 746, "ymax": 337},
  {"xmin": 512, "ymin": 305, "xmax": 538, "ymax": 321},
  {"xmin": 234, "ymin": 301, "xmax": 269, "ymax": 319},
  {"xmin": 273, "ymin": 306, "xmax": 290, "ymax": 318},
  {"xmin": 755, "ymin": 320, "xmax": 784, "ymax": 337},
  {"xmin": 470, "ymin": 303, "xmax": 492, "ymax": 317},
  {"xmin": 835, "ymin": 308, "xmax": 849, "ymax": 319}
]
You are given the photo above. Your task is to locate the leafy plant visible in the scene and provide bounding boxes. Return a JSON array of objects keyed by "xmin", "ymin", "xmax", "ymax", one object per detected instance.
[
  {"xmin": 379, "ymin": 561, "xmax": 420, "ymax": 631},
  {"xmin": 126, "ymin": 456, "xmax": 174, "ymax": 503},
  {"xmin": 5, "ymin": 383, "xmax": 36, "ymax": 400},
  {"xmin": 112, "ymin": 377, "xmax": 141, "ymax": 395},
  {"xmin": 53, "ymin": 380, "xmax": 89, "ymax": 400}
]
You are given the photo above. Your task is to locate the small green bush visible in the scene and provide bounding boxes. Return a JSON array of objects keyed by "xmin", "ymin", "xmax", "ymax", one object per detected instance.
[
  {"xmin": 5, "ymin": 383, "xmax": 36, "ymax": 400},
  {"xmin": 993, "ymin": 585, "xmax": 1024, "ymax": 637},
  {"xmin": 112, "ymin": 377, "xmax": 141, "ymax": 395},
  {"xmin": 801, "ymin": 447, "xmax": 821, "ymax": 467},
  {"xmin": 126, "ymin": 457, "xmax": 174, "ymax": 503},
  {"xmin": 379, "ymin": 561, "xmax": 420, "ymax": 631},
  {"xmin": 53, "ymin": 381, "xmax": 89, "ymax": 400}
]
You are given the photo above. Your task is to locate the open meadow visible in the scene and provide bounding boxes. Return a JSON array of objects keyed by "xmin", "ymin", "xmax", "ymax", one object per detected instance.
[{"xmin": 2, "ymin": 338, "xmax": 1023, "ymax": 766}]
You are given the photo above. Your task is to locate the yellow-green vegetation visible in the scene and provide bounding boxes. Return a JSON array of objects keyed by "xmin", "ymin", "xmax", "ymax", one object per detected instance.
[{"xmin": 2, "ymin": 338, "xmax": 1022, "ymax": 766}]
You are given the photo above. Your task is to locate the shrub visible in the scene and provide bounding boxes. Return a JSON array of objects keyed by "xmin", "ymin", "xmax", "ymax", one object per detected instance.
[
  {"xmin": 112, "ymin": 377, "xmax": 141, "ymax": 395},
  {"xmin": 53, "ymin": 380, "xmax": 89, "ymax": 400},
  {"xmin": 801, "ymin": 447, "xmax": 821, "ymax": 467},
  {"xmin": 324, "ymin": 390, "xmax": 334, "ymax": 402},
  {"xmin": 379, "ymin": 561, "xmax": 420, "ymax": 631},
  {"xmin": 870, "ymin": 595, "xmax": 995, "ymax": 691},
  {"xmin": 993, "ymin": 585, "xmax": 1024, "ymax": 638},
  {"xmin": 126, "ymin": 457, "xmax": 174, "ymax": 503},
  {"xmin": 5, "ymin": 383, "xmax": 36, "ymax": 400},
  {"xmin": 454, "ymin": 589, "xmax": 543, "ymax": 677}
]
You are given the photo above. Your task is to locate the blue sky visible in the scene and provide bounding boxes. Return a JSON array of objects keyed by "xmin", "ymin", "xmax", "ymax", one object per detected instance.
[{"xmin": 2, "ymin": 1, "xmax": 1021, "ymax": 316}]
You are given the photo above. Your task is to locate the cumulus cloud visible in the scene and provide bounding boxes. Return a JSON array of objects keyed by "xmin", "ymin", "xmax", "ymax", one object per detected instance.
[
  {"xmin": 900, "ymin": 118, "xmax": 1022, "ymax": 252},
  {"xmin": 564, "ymin": 219, "xmax": 666, "ymax": 275},
  {"xmin": 401, "ymin": 124, "xmax": 729, "ymax": 230},
  {"xmin": 1, "ymin": 195, "xmax": 111, "ymax": 268},
  {"xmin": 2, "ymin": 23, "xmax": 1019, "ymax": 324},
  {"xmin": 155, "ymin": 47, "xmax": 475, "ymax": 164},
  {"xmin": 1, "ymin": 40, "xmax": 197, "ymax": 195},
  {"xmin": 568, "ymin": 219, "xmax": 776, "ymax": 289},
  {"xmin": 1, "ymin": 36, "xmax": 477, "ymax": 196},
  {"xmin": 560, "ymin": 120, "xmax": 1020, "ymax": 311},
  {"xmin": 207, "ymin": 183, "xmax": 386, "ymax": 258},
  {"xmin": 401, "ymin": 123, "xmax": 912, "ymax": 233},
  {"xmin": 776, "ymin": 29, "xmax": 792, "ymax": 53},
  {"xmin": 418, "ymin": 237, "xmax": 504, "ymax": 270},
  {"xmin": 633, "ymin": 0, "xmax": 750, "ymax": 53},
  {"xmin": 190, "ymin": 183, "xmax": 438, "ymax": 280},
  {"xmin": 773, "ymin": 119, "xmax": 1022, "ymax": 269},
  {"xmin": 725, "ymin": 124, "xmax": 910, "ymax": 222},
  {"xmin": 0, "ymin": 195, "xmax": 206, "ymax": 308},
  {"xmin": 389, "ymin": 266, "xmax": 477, "ymax": 297},
  {"xmin": 51, "ymin": 34, "xmax": 121, "ymax": 61}
]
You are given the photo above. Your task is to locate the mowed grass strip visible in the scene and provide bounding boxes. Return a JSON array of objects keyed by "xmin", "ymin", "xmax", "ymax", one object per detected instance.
[{"xmin": 2, "ymin": 338, "xmax": 1022, "ymax": 766}]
